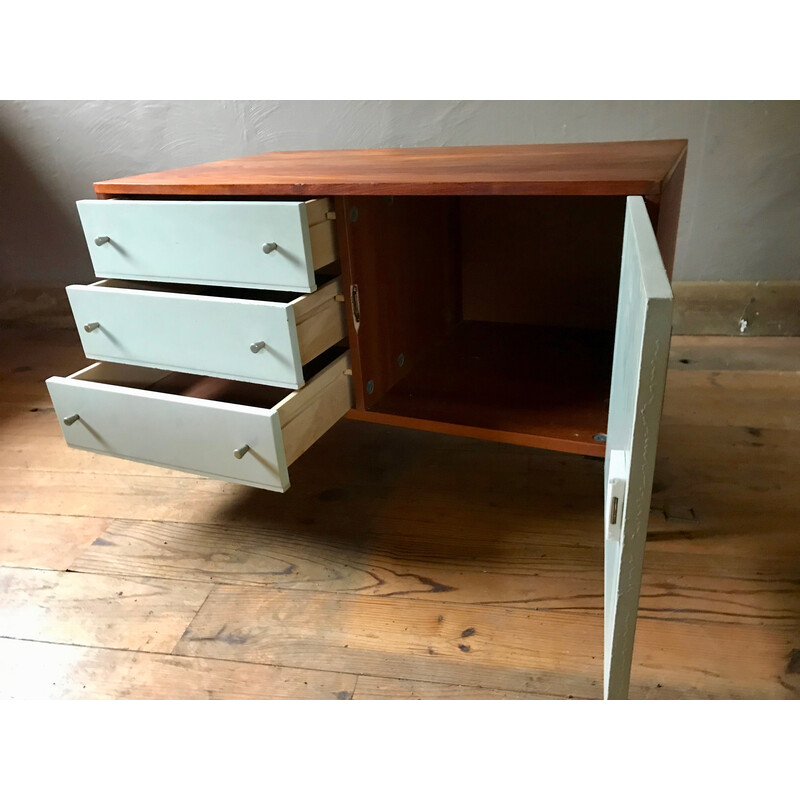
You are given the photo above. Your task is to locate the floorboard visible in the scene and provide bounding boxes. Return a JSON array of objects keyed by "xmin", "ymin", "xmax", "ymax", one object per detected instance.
[
  {"xmin": 352, "ymin": 676, "xmax": 554, "ymax": 700},
  {"xmin": 173, "ymin": 584, "xmax": 604, "ymax": 697},
  {"xmin": 0, "ymin": 329, "xmax": 798, "ymax": 699},
  {"xmin": 0, "ymin": 637, "xmax": 357, "ymax": 700},
  {"xmin": 0, "ymin": 566, "xmax": 210, "ymax": 653},
  {"xmin": 0, "ymin": 512, "xmax": 108, "ymax": 570}
]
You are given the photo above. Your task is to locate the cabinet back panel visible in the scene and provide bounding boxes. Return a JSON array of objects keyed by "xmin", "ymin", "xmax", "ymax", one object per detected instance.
[{"xmin": 460, "ymin": 196, "xmax": 625, "ymax": 330}]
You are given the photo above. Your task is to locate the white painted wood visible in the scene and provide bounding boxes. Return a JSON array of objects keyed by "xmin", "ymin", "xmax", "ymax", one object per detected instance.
[
  {"xmin": 66, "ymin": 278, "xmax": 344, "ymax": 389},
  {"xmin": 46, "ymin": 368, "xmax": 291, "ymax": 492},
  {"xmin": 77, "ymin": 199, "xmax": 334, "ymax": 293},
  {"xmin": 604, "ymin": 196, "xmax": 673, "ymax": 700},
  {"xmin": 45, "ymin": 352, "xmax": 353, "ymax": 493}
]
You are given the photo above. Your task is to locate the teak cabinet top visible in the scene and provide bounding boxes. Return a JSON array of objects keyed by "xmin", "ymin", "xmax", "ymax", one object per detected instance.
[{"xmin": 94, "ymin": 140, "xmax": 688, "ymax": 197}]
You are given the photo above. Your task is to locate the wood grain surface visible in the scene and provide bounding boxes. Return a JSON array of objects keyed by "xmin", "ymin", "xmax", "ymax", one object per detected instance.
[
  {"xmin": 93, "ymin": 141, "xmax": 688, "ymax": 197},
  {"xmin": 337, "ymin": 195, "xmax": 461, "ymax": 409},
  {"xmin": 672, "ymin": 281, "xmax": 800, "ymax": 336},
  {"xmin": 0, "ymin": 325, "xmax": 798, "ymax": 699},
  {"xmin": 459, "ymin": 196, "xmax": 625, "ymax": 331},
  {"xmin": 0, "ymin": 566, "xmax": 209, "ymax": 651},
  {"xmin": 358, "ymin": 321, "xmax": 613, "ymax": 456},
  {"xmin": 0, "ymin": 638, "xmax": 356, "ymax": 700}
]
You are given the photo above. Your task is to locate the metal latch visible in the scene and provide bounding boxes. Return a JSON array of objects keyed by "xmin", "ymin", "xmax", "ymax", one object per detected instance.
[
  {"xmin": 350, "ymin": 283, "xmax": 361, "ymax": 333},
  {"xmin": 606, "ymin": 478, "xmax": 624, "ymax": 542},
  {"xmin": 605, "ymin": 449, "xmax": 626, "ymax": 543}
]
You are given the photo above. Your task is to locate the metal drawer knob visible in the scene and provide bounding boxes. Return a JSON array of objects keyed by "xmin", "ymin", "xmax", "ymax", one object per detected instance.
[
  {"xmin": 233, "ymin": 445, "xmax": 251, "ymax": 459},
  {"xmin": 250, "ymin": 341, "xmax": 266, "ymax": 353},
  {"xmin": 262, "ymin": 242, "xmax": 278, "ymax": 254},
  {"xmin": 84, "ymin": 322, "xmax": 100, "ymax": 332},
  {"xmin": 94, "ymin": 236, "xmax": 110, "ymax": 246},
  {"xmin": 63, "ymin": 414, "xmax": 80, "ymax": 426}
]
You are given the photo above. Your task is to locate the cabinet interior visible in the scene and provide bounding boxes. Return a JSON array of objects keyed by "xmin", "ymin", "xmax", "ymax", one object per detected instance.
[
  {"xmin": 91, "ymin": 273, "xmax": 340, "ymax": 304},
  {"xmin": 343, "ymin": 195, "xmax": 627, "ymax": 455}
]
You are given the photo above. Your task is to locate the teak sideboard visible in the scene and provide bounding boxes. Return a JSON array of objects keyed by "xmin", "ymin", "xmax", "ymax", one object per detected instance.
[{"xmin": 46, "ymin": 140, "xmax": 688, "ymax": 699}]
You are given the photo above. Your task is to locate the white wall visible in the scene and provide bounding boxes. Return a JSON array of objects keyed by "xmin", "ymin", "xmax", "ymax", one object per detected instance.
[{"xmin": 1, "ymin": 100, "xmax": 798, "ymax": 284}]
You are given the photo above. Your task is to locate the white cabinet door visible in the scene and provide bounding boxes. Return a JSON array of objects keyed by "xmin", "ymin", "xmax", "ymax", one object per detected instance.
[{"xmin": 604, "ymin": 196, "xmax": 673, "ymax": 700}]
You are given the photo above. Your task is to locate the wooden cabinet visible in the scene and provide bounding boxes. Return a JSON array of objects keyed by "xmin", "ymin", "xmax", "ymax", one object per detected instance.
[{"xmin": 49, "ymin": 140, "xmax": 687, "ymax": 699}]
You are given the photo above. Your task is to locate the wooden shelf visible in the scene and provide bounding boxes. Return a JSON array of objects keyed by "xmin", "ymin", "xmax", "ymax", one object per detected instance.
[{"xmin": 347, "ymin": 321, "xmax": 613, "ymax": 457}]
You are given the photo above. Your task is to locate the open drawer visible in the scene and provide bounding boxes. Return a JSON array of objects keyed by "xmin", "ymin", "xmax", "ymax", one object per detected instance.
[
  {"xmin": 77, "ymin": 198, "xmax": 338, "ymax": 293},
  {"xmin": 66, "ymin": 275, "xmax": 346, "ymax": 389},
  {"xmin": 45, "ymin": 351, "xmax": 353, "ymax": 493}
]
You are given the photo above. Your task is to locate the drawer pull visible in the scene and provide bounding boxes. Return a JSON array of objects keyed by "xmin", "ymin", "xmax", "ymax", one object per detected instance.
[
  {"xmin": 84, "ymin": 322, "xmax": 101, "ymax": 332},
  {"xmin": 63, "ymin": 413, "xmax": 81, "ymax": 426},
  {"xmin": 94, "ymin": 236, "xmax": 110, "ymax": 246},
  {"xmin": 262, "ymin": 242, "xmax": 278, "ymax": 254},
  {"xmin": 250, "ymin": 341, "xmax": 266, "ymax": 353},
  {"xmin": 233, "ymin": 444, "xmax": 251, "ymax": 459}
]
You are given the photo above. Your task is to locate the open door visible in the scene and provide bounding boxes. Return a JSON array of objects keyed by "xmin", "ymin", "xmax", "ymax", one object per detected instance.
[{"xmin": 604, "ymin": 196, "xmax": 673, "ymax": 700}]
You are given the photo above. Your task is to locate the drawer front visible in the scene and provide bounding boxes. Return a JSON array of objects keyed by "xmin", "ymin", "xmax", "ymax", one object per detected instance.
[
  {"xmin": 67, "ymin": 278, "xmax": 345, "ymax": 389},
  {"xmin": 45, "ymin": 353, "xmax": 353, "ymax": 493},
  {"xmin": 77, "ymin": 198, "xmax": 337, "ymax": 293}
]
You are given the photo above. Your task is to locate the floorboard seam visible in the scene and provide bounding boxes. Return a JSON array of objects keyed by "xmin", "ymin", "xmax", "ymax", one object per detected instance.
[{"xmin": 0, "ymin": 634, "xmax": 573, "ymax": 696}]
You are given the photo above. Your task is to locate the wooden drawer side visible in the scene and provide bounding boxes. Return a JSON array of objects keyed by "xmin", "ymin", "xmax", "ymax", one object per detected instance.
[
  {"xmin": 276, "ymin": 352, "xmax": 353, "ymax": 466},
  {"xmin": 309, "ymin": 220, "xmax": 338, "ymax": 269},
  {"xmin": 291, "ymin": 277, "xmax": 347, "ymax": 364},
  {"xmin": 304, "ymin": 197, "xmax": 334, "ymax": 226},
  {"xmin": 305, "ymin": 197, "xmax": 339, "ymax": 269}
]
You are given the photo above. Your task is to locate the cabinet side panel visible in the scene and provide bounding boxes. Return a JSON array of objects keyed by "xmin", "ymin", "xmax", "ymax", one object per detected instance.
[
  {"xmin": 654, "ymin": 145, "xmax": 687, "ymax": 281},
  {"xmin": 337, "ymin": 196, "xmax": 460, "ymax": 409}
]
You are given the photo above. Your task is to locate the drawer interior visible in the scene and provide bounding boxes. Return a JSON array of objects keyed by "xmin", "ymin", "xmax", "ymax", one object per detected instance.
[
  {"xmin": 66, "ymin": 345, "xmax": 351, "ymax": 471},
  {"xmin": 50, "ymin": 346, "xmax": 351, "ymax": 491},
  {"xmin": 341, "ymin": 195, "xmax": 629, "ymax": 456},
  {"xmin": 91, "ymin": 272, "xmax": 340, "ymax": 304},
  {"xmin": 74, "ymin": 345, "xmax": 347, "ymax": 408}
]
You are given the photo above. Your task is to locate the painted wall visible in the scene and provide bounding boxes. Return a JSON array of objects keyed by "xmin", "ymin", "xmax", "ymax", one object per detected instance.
[{"xmin": 1, "ymin": 100, "xmax": 798, "ymax": 284}]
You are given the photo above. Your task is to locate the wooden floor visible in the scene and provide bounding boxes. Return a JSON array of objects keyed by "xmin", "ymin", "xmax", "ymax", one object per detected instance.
[{"xmin": 1, "ymin": 324, "xmax": 799, "ymax": 700}]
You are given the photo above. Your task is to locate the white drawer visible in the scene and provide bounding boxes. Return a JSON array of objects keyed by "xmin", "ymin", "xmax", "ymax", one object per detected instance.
[
  {"xmin": 45, "ymin": 352, "xmax": 353, "ymax": 493},
  {"xmin": 77, "ymin": 198, "xmax": 338, "ymax": 293},
  {"xmin": 66, "ymin": 276, "xmax": 346, "ymax": 389}
]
